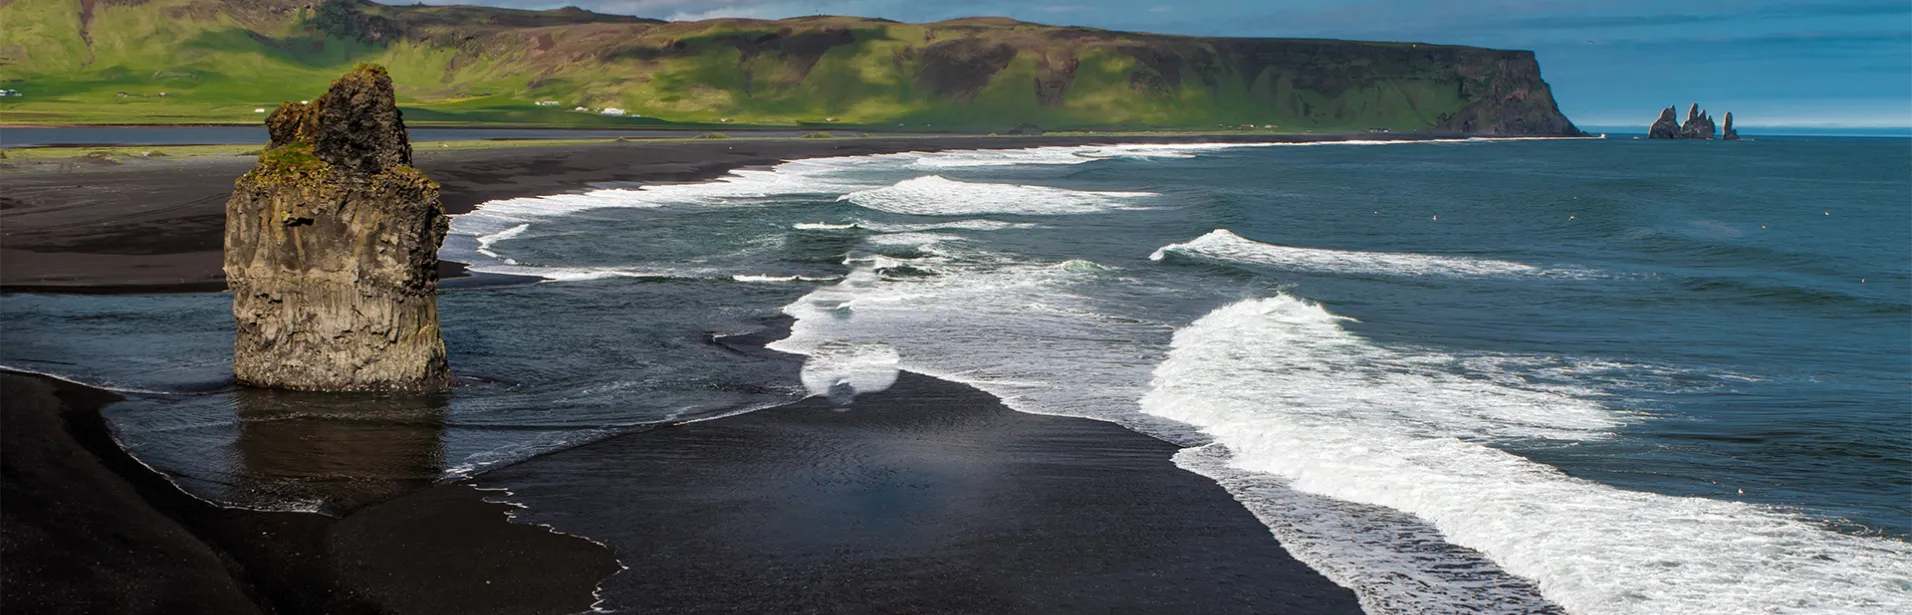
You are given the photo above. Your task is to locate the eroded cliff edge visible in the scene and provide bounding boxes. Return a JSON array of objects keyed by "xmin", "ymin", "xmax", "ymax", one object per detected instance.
[{"xmin": 225, "ymin": 64, "xmax": 453, "ymax": 391}]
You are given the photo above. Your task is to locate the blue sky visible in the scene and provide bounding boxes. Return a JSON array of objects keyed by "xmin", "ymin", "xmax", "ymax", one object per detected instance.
[{"xmin": 435, "ymin": 0, "xmax": 1912, "ymax": 127}]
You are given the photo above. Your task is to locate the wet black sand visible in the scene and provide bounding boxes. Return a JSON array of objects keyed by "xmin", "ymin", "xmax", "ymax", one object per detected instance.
[
  {"xmin": 482, "ymin": 370, "xmax": 1363, "ymax": 614},
  {"xmin": 0, "ymin": 371, "xmax": 620, "ymax": 615},
  {"xmin": 2, "ymin": 358, "xmax": 1368, "ymax": 614}
]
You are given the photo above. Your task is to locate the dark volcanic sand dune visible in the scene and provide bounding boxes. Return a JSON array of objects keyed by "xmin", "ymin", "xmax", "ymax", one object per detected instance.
[{"xmin": 480, "ymin": 370, "xmax": 1363, "ymax": 614}]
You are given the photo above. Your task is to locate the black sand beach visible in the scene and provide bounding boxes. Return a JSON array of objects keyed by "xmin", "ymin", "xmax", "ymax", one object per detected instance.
[
  {"xmin": 2, "ymin": 133, "xmax": 1377, "ymax": 613},
  {"xmin": 484, "ymin": 369, "xmax": 1362, "ymax": 614},
  {"xmin": 0, "ymin": 371, "xmax": 621, "ymax": 615}
]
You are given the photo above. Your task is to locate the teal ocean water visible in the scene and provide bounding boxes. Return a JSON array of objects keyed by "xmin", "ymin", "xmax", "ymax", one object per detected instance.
[{"xmin": 5, "ymin": 136, "xmax": 1908, "ymax": 613}]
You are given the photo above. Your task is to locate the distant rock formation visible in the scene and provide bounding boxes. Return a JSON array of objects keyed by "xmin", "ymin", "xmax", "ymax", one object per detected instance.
[
  {"xmin": 1649, "ymin": 106, "xmax": 1681, "ymax": 139},
  {"xmin": 1723, "ymin": 112, "xmax": 1739, "ymax": 140},
  {"xmin": 1648, "ymin": 103, "xmax": 1726, "ymax": 140},
  {"xmin": 224, "ymin": 64, "xmax": 453, "ymax": 392},
  {"xmin": 1679, "ymin": 104, "xmax": 1717, "ymax": 139}
]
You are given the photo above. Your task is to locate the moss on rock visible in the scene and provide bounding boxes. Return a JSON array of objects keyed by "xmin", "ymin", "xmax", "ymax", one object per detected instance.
[{"xmin": 225, "ymin": 64, "xmax": 452, "ymax": 392}]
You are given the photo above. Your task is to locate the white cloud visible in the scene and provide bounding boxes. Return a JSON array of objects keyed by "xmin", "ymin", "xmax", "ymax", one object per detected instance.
[{"xmin": 666, "ymin": 5, "xmax": 789, "ymax": 20}]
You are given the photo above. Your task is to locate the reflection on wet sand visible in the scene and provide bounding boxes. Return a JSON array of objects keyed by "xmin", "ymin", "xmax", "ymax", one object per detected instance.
[{"xmin": 232, "ymin": 388, "xmax": 449, "ymax": 515}]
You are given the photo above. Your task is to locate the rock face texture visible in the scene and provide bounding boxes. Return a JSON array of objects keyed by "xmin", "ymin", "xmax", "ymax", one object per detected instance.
[
  {"xmin": 1678, "ymin": 103, "xmax": 1717, "ymax": 139},
  {"xmin": 1723, "ymin": 112, "xmax": 1740, "ymax": 140},
  {"xmin": 1427, "ymin": 51, "xmax": 1583, "ymax": 136},
  {"xmin": 224, "ymin": 64, "xmax": 452, "ymax": 392},
  {"xmin": 1649, "ymin": 106, "xmax": 1681, "ymax": 139}
]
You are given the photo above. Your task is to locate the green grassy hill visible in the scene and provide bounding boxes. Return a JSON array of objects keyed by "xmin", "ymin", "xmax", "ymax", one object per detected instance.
[{"xmin": 0, "ymin": 0, "xmax": 1581, "ymax": 134}]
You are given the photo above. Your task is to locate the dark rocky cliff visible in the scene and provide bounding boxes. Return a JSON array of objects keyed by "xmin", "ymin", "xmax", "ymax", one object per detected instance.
[
  {"xmin": 1426, "ymin": 50, "xmax": 1581, "ymax": 136},
  {"xmin": 224, "ymin": 64, "xmax": 452, "ymax": 392}
]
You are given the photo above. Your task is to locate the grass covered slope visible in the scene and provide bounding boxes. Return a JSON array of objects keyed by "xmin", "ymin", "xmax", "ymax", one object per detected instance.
[{"xmin": 0, "ymin": 0, "xmax": 1581, "ymax": 134}]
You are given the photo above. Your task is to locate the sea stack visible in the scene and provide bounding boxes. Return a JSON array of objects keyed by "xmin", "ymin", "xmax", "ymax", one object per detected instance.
[
  {"xmin": 1649, "ymin": 103, "xmax": 1724, "ymax": 140},
  {"xmin": 1648, "ymin": 106, "xmax": 1681, "ymax": 139},
  {"xmin": 224, "ymin": 64, "xmax": 453, "ymax": 391},
  {"xmin": 1723, "ymin": 112, "xmax": 1740, "ymax": 140},
  {"xmin": 1678, "ymin": 103, "xmax": 1717, "ymax": 139}
]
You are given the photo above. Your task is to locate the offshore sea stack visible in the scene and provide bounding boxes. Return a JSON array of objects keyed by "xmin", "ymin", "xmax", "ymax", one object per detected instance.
[
  {"xmin": 224, "ymin": 64, "xmax": 453, "ymax": 391},
  {"xmin": 1679, "ymin": 104, "xmax": 1717, "ymax": 139},
  {"xmin": 1723, "ymin": 112, "xmax": 1740, "ymax": 140},
  {"xmin": 1649, "ymin": 107, "xmax": 1681, "ymax": 139},
  {"xmin": 1649, "ymin": 103, "xmax": 1725, "ymax": 140}
]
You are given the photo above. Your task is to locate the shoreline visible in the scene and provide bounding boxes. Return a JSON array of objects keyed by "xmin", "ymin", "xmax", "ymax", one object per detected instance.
[
  {"xmin": 3, "ymin": 131, "xmax": 1498, "ymax": 612},
  {"xmin": 2, "ymin": 340, "xmax": 1368, "ymax": 613},
  {"xmin": 486, "ymin": 367, "xmax": 1364, "ymax": 613},
  {"xmin": 0, "ymin": 370, "xmax": 621, "ymax": 615},
  {"xmin": 3, "ymin": 132, "xmax": 1480, "ymax": 294}
]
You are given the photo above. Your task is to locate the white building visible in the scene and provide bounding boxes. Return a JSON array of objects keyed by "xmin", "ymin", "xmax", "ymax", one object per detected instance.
[
  {"xmin": 535, "ymin": 100, "xmax": 560, "ymax": 107},
  {"xmin": 600, "ymin": 107, "xmax": 627, "ymax": 117}
]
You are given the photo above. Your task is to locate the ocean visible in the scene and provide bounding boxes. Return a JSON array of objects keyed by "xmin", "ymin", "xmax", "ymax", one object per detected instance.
[{"xmin": 4, "ymin": 136, "xmax": 1908, "ymax": 614}]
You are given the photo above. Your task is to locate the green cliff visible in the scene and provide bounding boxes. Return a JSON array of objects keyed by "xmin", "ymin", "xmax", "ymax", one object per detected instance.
[{"xmin": 0, "ymin": 0, "xmax": 1580, "ymax": 134}]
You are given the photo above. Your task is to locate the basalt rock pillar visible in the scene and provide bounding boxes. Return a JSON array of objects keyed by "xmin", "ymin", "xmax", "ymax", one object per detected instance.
[
  {"xmin": 1678, "ymin": 103, "xmax": 1717, "ymax": 139},
  {"xmin": 1648, "ymin": 106, "xmax": 1680, "ymax": 139},
  {"xmin": 225, "ymin": 64, "xmax": 452, "ymax": 391}
]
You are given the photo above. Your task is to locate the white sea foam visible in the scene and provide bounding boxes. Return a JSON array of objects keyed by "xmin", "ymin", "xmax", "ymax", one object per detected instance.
[
  {"xmin": 730, "ymin": 273, "xmax": 840, "ymax": 284},
  {"xmin": 904, "ymin": 142, "xmax": 1282, "ymax": 168},
  {"xmin": 865, "ymin": 231, "xmax": 964, "ymax": 248},
  {"xmin": 797, "ymin": 341, "xmax": 902, "ymax": 402},
  {"xmin": 447, "ymin": 156, "xmax": 883, "ymax": 265},
  {"xmin": 908, "ymin": 148, "xmax": 1098, "ymax": 168},
  {"xmin": 856, "ymin": 218, "xmax": 1038, "ymax": 232},
  {"xmin": 841, "ymin": 175, "xmax": 1155, "ymax": 216},
  {"xmin": 793, "ymin": 221, "xmax": 860, "ymax": 230},
  {"xmin": 769, "ymin": 242, "xmax": 1582, "ymax": 611},
  {"xmin": 1142, "ymin": 296, "xmax": 1912, "ymax": 615},
  {"xmin": 792, "ymin": 220, "xmax": 1038, "ymax": 232},
  {"xmin": 1152, "ymin": 229, "xmax": 1591, "ymax": 278},
  {"xmin": 475, "ymin": 223, "xmax": 530, "ymax": 258}
]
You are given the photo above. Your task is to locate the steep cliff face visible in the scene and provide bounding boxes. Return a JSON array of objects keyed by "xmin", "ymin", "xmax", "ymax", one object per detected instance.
[
  {"xmin": 225, "ymin": 64, "xmax": 452, "ymax": 392},
  {"xmin": 1, "ymin": 0, "xmax": 1583, "ymax": 134},
  {"xmin": 1428, "ymin": 49, "xmax": 1580, "ymax": 135}
]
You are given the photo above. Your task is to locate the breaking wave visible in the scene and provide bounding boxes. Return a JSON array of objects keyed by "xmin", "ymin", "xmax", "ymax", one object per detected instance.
[
  {"xmin": 840, "ymin": 175, "xmax": 1155, "ymax": 216},
  {"xmin": 1151, "ymin": 229, "xmax": 1593, "ymax": 278},
  {"xmin": 1143, "ymin": 296, "xmax": 1912, "ymax": 615}
]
